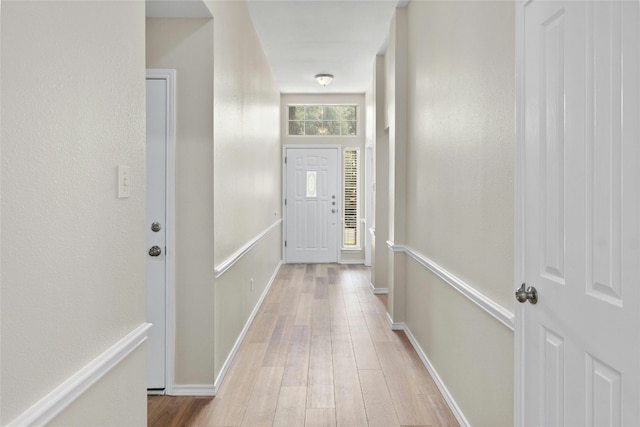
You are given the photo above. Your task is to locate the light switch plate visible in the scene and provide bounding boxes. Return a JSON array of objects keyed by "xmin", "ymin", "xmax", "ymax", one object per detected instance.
[{"xmin": 118, "ymin": 166, "xmax": 131, "ymax": 198}]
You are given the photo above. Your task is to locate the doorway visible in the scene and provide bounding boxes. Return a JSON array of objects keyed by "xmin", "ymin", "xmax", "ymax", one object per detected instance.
[
  {"xmin": 284, "ymin": 147, "xmax": 340, "ymax": 263},
  {"xmin": 146, "ymin": 69, "xmax": 176, "ymax": 393}
]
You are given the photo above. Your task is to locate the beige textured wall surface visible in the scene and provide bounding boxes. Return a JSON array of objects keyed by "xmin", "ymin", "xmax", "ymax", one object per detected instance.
[
  {"xmin": 207, "ymin": 0, "xmax": 282, "ymax": 266},
  {"xmin": 1, "ymin": 1, "xmax": 146, "ymax": 423},
  {"xmin": 400, "ymin": 1, "xmax": 515, "ymax": 425},
  {"xmin": 405, "ymin": 0, "xmax": 515, "ymax": 309},
  {"xmin": 49, "ymin": 346, "xmax": 147, "ymax": 427},
  {"xmin": 205, "ymin": 0, "xmax": 282, "ymax": 382},
  {"xmin": 373, "ymin": 55, "xmax": 389, "ymax": 291},
  {"xmin": 146, "ymin": 17, "xmax": 216, "ymax": 385},
  {"xmin": 214, "ymin": 228, "xmax": 282, "ymax": 377},
  {"xmin": 405, "ymin": 260, "xmax": 514, "ymax": 427}
]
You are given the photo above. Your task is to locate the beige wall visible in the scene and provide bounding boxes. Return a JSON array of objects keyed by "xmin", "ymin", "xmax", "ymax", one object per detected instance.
[
  {"xmin": 281, "ymin": 93, "xmax": 366, "ymax": 262},
  {"xmin": 1, "ymin": 1, "xmax": 146, "ymax": 424},
  {"xmin": 205, "ymin": 0, "xmax": 283, "ymax": 384},
  {"xmin": 387, "ymin": 1, "xmax": 516, "ymax": 426},
  {"xmin": 371, "ymin": 56, "xmax": 390, "ymax": 291},
  {"xmin": 146, "ymin": 17, "xmax": 216, "ymax": 386}
]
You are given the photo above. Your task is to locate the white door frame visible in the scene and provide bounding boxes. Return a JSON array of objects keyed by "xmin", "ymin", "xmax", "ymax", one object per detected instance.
[
  {"xmin": 146, "ymin": 69, "xmax": 176, "ymax": 395},
  {"xmin": 282, "ymin": 144, "xmax": 342, "ymax": 263}
]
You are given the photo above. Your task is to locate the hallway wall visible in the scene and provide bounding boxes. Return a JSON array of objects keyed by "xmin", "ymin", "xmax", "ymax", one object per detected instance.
[
  {"xmin": 146, "ymin": 16, "xmax": 216, "ymax": 388},
  {"xmin": 384, "ymin": 2, "xmax": 516, "ymax": 426},
  {"xmin": 1, "ymin": 1, "xmax": 147, "ymax": 424},
  {"xmin": 204, "ymin": 0, "xmax": 283, "ymax": 387}
]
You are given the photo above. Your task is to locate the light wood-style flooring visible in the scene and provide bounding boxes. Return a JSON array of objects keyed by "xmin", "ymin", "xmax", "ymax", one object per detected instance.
[{"xmin": 148, "ymin": 264, "xmax": 459, "ymax": 427}]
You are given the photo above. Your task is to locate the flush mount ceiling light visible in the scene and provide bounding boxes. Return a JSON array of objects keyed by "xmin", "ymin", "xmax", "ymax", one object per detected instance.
[{"xmin": 315, "ymin": 74, "xmax": 334, "ymax": 87}]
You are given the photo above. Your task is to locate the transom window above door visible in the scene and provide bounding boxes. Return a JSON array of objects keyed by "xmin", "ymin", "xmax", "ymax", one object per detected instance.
[{"xmin": 288, "ymin": 104, "xmax": 357, "ymax": 136}]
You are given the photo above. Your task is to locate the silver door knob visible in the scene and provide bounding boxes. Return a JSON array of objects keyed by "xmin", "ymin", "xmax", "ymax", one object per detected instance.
[
  {"xmin": 149, "ymin": 246, "xmax": 162, "ymax": 257},
  {"xmin": 515, "ymin": 283, "xmax": 537, "ymax": 304},
  {"xmin": 331, "ymin": 209, "xmax": 336, "ymax": 213}
]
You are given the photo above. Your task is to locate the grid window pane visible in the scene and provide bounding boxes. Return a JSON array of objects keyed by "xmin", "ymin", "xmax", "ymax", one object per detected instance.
[
  {"xmin": 287, "ymin": 104, "xmax": 357, "ymax": 136},
  {"xmin": 305, "ymin": 106, "xmax": 323, "ymax": 121},
  {"xmin": 289, "ymin": 106, "xmax": 305, "ymax": 120},
  {"xmin": 305, "ymin": 121, "xmax": 322, "ymax": 135},
  {"xmin": 289, "ymin": 121, "xmax": 304, "ymax": 135}
]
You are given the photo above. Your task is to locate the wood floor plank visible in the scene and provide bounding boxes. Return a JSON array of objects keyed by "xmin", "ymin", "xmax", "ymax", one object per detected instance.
[
  {"xmin": 247, "ymin": 302, "xmax": 280, "ymax": 343},
  {"xmin": 273, "ymin": 386, "xmax": 307, "ymax": 427},
  {"xmin": 281, "ymin": 325, "xmax": 311, "ymax": 386},
  {"xmin": 332, "ymin": 336, "xmax": 368, "ymax": 426},
  {"xmin": 305, "ymin": 408, "xmax": 336, "ymax": 427},
  {"xmin": 375, "ymin": 341, "xmax": 436, "ymax": 426},
  {"xmin": 295, "ymin": 292, "xmax": 314, "ymax": 325},
  {"xmin": 240, "ymin": 366, "xmax": 284, "ymax": 426},
  {"xmin": 359, "ymin": 369, "xmax": 401, "ymax": 427},
  {"xmin": 311, "ymin": 298, "xmax": 331, "ymax": 336},
  {"xmin": 262, "ymin": 315, "xmax": 295, "ymax": 368}
]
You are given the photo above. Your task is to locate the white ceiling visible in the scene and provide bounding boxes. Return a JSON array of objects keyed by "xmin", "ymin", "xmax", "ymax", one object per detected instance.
[{"xmin": 246, "ymin": 0, "xmax": 399, "ymax": 94}]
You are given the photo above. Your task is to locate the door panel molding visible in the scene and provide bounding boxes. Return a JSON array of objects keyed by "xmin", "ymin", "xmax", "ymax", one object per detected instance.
[{"xmin": 283, "ymin": 144, "xmax": 341, "ymax": 263}]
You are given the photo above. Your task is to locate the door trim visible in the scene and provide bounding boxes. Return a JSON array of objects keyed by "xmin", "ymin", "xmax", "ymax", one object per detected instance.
[
  {"xmin": 146, "ymin": 69, "xmax": 176, "ymax": 395},
  {"xmin": 282, "ymin": 144, "xmax": 342, "ymax": 263},
  {"xmin": 513, "ymin": 1, "xmax": 526, "ymax": 425}
]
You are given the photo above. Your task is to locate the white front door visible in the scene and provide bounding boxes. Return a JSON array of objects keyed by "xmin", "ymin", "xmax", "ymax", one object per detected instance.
[
  {"xmin": 146, "ymin": 74, "xmax": 169, "ymax": 390},
  {"xmin": 285, "ymin": 148, "xmax": 339, "ymax": 263},
  {"xmin": 520, "ymin": 1, "xmax": 640, "ymax": 425}
]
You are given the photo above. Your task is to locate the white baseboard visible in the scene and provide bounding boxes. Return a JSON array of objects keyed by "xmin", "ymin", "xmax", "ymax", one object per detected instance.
[
  {"xmin": 171, "ymin": 384, "xmax": 216, "ymax": 396},
  {"xmin": 212, "ymin": 260, "xmax": 283, "ymax": 394},
  {"xmin": 370, "ymin": 282, "xmax": 389, "ymax": 295},
  {"xmin": 338, "ymin": 259, "xmax": 365, "ymax": 265},
  {"xmin": 385, "ymin": 312, "xmax": 405, "ymax": 331},
  {"xmin": 7, "ymin": 323, "xmax": 152, "ymax": 427},
  {"xmin": 401, "ymin": 325, "xmax": 471, "ymax": 427}
]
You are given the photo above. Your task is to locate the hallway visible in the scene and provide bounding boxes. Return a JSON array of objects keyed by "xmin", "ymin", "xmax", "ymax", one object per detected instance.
[{"xmin": 148, "ymin": 264, "xmax": 459, "ymax": 426}]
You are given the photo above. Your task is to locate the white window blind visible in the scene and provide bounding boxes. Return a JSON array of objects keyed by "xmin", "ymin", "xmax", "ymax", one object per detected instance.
[{"xmin": 343, "ymin": 148, "xmax": 359, "ymax": 248}]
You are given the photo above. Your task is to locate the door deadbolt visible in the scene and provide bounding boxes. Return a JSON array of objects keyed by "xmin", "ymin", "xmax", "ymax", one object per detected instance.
[
  {"xmin": 515, "ymin": 283, "xmax": 538, "ymax": 304},
  {"xmin": 151, "ymin": 222, "xmax": 162, "ymax": 232}
]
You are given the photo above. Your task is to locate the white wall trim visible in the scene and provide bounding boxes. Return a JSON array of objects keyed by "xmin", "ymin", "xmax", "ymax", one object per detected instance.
[
  {"xmin": 386, "ymin": 242, "xmax": 515, "ymax": 330},
  {"xmin": 385, "ymin": 312, "xmax": 404, "ymax": 331},
  {"xmin": 338, "ymin": 259, "xmax": 365, "ymax": 265},
  {"xmin": 385, "ymin": 239, "xmax": 404, "ymax": 252},
  {"xmin": 370, "ymin": 282, "xmax": 389, "ymax": 295},
  {"xmin": 214, "ymin": 220, "xmax": 282, "ymax": 279},
  {"xmin": 401, "ymin": 325, "xmax": 471, "ymax": 427},
  {"xmin": 171, "ymin": 384, "xmax": 217, "ymax": 397},
  {"xmin": 212, "ymin": 261, "xmax": 283, "ymax": 394},
  {"xmin": 7, "ymin": 323, "xmax": 152, "ymax": 427}
]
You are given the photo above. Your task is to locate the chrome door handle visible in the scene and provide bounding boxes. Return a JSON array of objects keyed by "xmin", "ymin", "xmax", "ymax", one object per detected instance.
[
  {"xmin": 515, "ymin": 283, "xmax": 537, "ymax": 304},
  {"xmin": 331, "ymin": 209, "xmax": 336, "ymax": 213},
  {"xmin": 149, "ymin": 246, "xmax": 162, "ymax": 257}
]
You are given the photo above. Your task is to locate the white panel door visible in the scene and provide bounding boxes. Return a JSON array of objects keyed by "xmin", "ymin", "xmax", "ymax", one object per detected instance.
[
  {"xmin": 521, "ymin": 1, "xmax": 640, "ymax": 425},
  {"xmin": 286, "ymin": 148, "xmax": 339, "ymax": 263},
  {"xmin": 146, "ymin": 76, "xmax": 167, "ymax": 390}
]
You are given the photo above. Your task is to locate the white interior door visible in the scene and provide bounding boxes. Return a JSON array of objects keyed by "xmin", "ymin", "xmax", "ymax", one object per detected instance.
[
  {"xmin": 520, "ymin": 1, "xmax": 640, "ymax": 425},
  {"xmin": 146, "ymin": 74, "xmax": 168, "ymax": 390},
  {"xmin": 285, "ymin": 148, "xmax": 339, "ymax": 263}
]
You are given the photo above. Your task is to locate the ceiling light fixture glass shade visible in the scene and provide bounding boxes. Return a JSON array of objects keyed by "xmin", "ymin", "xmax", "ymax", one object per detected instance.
[{"xmin": 315, "ymin": 74, "xmax": 334, "ymax": 87}]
